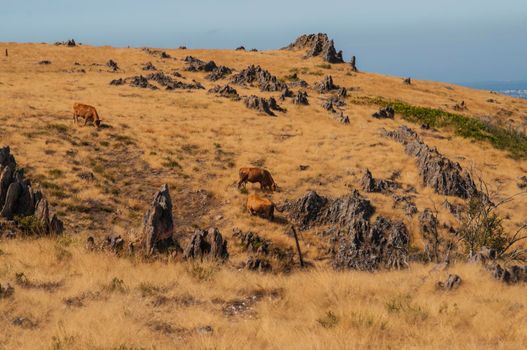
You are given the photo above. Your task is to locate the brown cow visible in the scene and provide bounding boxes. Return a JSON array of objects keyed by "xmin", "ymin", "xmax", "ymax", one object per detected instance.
[
  {"xmin": 246, "ymin": 193, "xmax": 277, "ymax": 221},
  {"xmin": 238, "ymin": 167, "xmax": 277, "ymax": 191},
  {"xmin": 73, "ymin": 102, "xmax": 101, "ymax": 127}
]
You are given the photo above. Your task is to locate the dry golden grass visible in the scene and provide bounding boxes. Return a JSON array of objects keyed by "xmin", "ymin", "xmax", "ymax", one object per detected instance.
[
  {"xmin": 1, "ymin": 42, "xmax": 527, "ymax": 349},
  {"xmin": 1, "ymin": 238, "xmax": 527, "ymax": 349}
]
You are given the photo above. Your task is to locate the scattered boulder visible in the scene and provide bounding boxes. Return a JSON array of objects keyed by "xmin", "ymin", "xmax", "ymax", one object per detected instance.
[
  {"xmin": 279, "ymin": 87, "xmax": 294, "ymax": 101},
  {"xmin": 293, "ymin": 91, "xmax": 309, "ymax": 105},
  {"xmin": 142, "ymin": 62, "xmax": 157, "ymax": 71},
  {"xmin": 285, "ymin": 33, "xmax": 344, "ymax": 63},
  {"xmin": 236, "ymin": 46, "xmax": 246, "ymax": 51},
  {"xmin": 453, "ymin": 101, "xmax": 467, "ymax": 111},
  {"xmin": 110, "ymin": 78, "xmax": 125, "ymax": 86},
  {"xmin": 141, "ymin": 184, "xmax": 175, "ymax": 255},
  {"xmin": 0, "ymin": 283, "xmax": 14, "ymax": 299},
  {"xmin": 360, "ymin": 169, "xmax": 399, "ymax": 193},
  {"xmin": 184, "ymin": 56, "xmax": 218, "ymax": 72},
  {"xmin": 315, "ymin": 75, "xmax": 339, "ymax": 93},
  {"xmin": 183, "ymin": 228, "xmax": 228, "ymax": 261},
  {"xmin": 38, "ymin": 60, "xmax": 51, "ymax": 65},
  {"xmin": 208, "ymin": 84, "xmax": 239, "ymax": 99},
  {"xmin": 231, "ymin": 65, "xmax": 288, "ymax": 92},
  {"xmin": 127, "ymin": 75, "xmax": 158, "ymax": 90},
  {"xmin": 106, "ymin": 59, "xmax": 119, "ymax": 71},
  {"xmin": 437, "ymin": 274, "xmax": 462, "ymax": 290},
  {"xmin": 403, "ymin": 77, "xmax": 412, "ymax": 85},
  {"xmin": 494, "ymin": 264, "xmax": 527, "ymax": 284},
  {"xmin": 244, "ymin": 96, "xmax": 284, "ymax": 116},
  {"xmin": 112, "ymin": 73, "xmax": 203, "ymax": 90},
  {"xmin": 517, "ymin": 176, "xmax": 527, "ymax": 190},
  {"xmin": 372, "ymin": 106, "xmax": 395, "ymax": 119},
  {"xmin": 54, "ymin": 39, "xmax": 76, "ymax": 47},
  {"xmin": 384, "ymin": 126, "xmax": 477, "ymax": 198}
]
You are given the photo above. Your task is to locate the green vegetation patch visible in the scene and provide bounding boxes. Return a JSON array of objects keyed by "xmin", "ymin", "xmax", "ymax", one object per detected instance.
[{"xmin": 352, "ymin": 96, "xmax": 527, "ymax": 159}]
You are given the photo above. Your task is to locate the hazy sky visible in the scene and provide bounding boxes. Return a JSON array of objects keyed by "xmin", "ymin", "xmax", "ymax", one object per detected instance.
[{"xmin": 1, "ymin": 0, "xmax": 526, "ymax": 83}]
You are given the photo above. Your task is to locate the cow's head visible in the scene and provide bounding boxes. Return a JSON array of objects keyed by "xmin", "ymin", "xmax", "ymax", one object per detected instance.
[
  {"xmin": 271, "ymin": 183, "xmax": 277, "ymax": 191},
  {"xmin": 95, "ymin": 119, "xmax": 101, "ymax": 127}
]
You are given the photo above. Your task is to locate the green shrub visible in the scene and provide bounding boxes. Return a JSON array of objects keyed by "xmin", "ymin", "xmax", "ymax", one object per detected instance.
[{"xmin": 352, "ymin": 96, "xmax": 527, "ymax": 159}]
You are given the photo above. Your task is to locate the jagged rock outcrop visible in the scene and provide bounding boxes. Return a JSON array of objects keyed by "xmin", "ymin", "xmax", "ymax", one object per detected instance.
[
  {"xmin": 279, "ymin": 87, "xmax": 294, "ymax": 101},
  {"xmin": 350, "ymin": 56, "xmax": 358, "ymax": 72},
  {"xmin": 0, "ymin": 283, "xmax": 14, "ymax": 299},
  {"xmin": 231, "ymin": 65, "xmax": 288, "ymax": 92},
  {"xmin": 281, "ymin": 190, "xmax": 409, "ymax": 270},
  {"xmin": 372, "ymin": 106, "xmax": 395, "ymax": 119},
  {"xmin": 493, "ymin": 264, "xmax": 527, "ymax": 284},
  {"xmin": 384, "ymin": 126, "xmax": 477, "ymax": 198},
  {"xmin": 106, "ymin": 59, "xmax": 119, "ymax": 71},
  {"xmin": 293, "ymin": 91, "xmax": 309, "ymax": 105},
  {"xmin": 111, "ymin": 73, "xmax": 203, "ymax": 90},
  {"xmin": 183, "ymin": 228, "xmax": 228, "ymax": 260},
  {"xmin": 285, "ymin": 33, "xmax": 344, "ymax": 63},
  {"xmin": 142, "ymin": 62, "xmax": 157, "ymax": 71},
  {"xmin": 332, "ymin": 216, "xmax": 410, "ymax": 270},
  {"xmin": 244, "ymin": 96, "xmax": 284, "ymax": 116},
  {"xmin": 437, "ymin": 274, "xmax": 462, "ymax": 290},
  {"xmin": 141, "ymin": 184, "xmax": 175, "ymax": 255},
  {"xmin": 127, "ymin": 75, "xmax": 158, "ymax": 90},
  {"xmin": 54, "ymin": 39, "xmax": 76, "ymax": 46},
  {"xmin": 0, "ymin": 146, "xmax": 63, "ymax": 235},
  {"xmin": 206, "ymin": 66, "xmax": 232, "ymax": 81},
  {"xmin": 360, "ymin": 169, "xmax": 399, "ymax": 193},
  {"xmin": 315, "ymin": 75, "xmax": 339, "ymax": 93},
  {"xmin": 208, "ymin": 85, "xmax": 239, "ymax": 99}
]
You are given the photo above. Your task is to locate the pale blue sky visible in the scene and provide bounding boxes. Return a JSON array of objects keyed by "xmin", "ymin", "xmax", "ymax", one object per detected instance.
[{"xmin": 1, "ymin": 0, "xmax": 526, "ymax": 83}]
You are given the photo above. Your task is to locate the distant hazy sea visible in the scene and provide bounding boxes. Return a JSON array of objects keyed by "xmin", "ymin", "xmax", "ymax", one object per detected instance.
[{"xmin": 462, "ymin": 80, "xmax": 527, "ymax": 99}]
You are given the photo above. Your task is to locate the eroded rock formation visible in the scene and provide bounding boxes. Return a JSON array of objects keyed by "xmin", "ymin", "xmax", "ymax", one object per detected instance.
[
  {"xmin": 231, "ymin": 65, "xmax": 288, "ymax": 92},
  {"xmin": 281, "ymin": 190, "xmax": 409, "ymax": 270},
  {"xmin": 384, "ymin": 126, "xmax": 477, "ymax": 198},
  {"xmin": 183, "ymin": 228, "xmax": 228, "ymax": 261},
  {"xmin": 141, "ymin": 184, "xmax": 175, "ymax": 255},
  {"xmin": 0, "ymin": 146, "xmax": 63, "ymax": 235},
  {"xmin": 208, "ymin": 85, "xmax": 239, "ymax": 99},
  {"xmin": 285, "ymin": 33, "xmax": 344, "ymax": 63},
  {"xmin": 244, "ymin": 96, "xmax": 284, "ymax": 116}
]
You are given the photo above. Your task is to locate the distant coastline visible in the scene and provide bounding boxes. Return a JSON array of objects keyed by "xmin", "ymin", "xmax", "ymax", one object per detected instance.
[{"xmin": 460, "ymin": 80, "xmax": 527, "ymax": 99}]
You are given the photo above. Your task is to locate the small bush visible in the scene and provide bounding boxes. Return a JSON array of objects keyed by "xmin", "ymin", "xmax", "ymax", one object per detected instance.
[
  {"xmin": 317, "ymin": 311, "xmax": 338, "ymax": 328},
  {"xmin": 104, "ymin": 277, "xmax": 128, "ymax": 294},
  {"xmin": 186, "ymin": 263, "xmax": 218, "ymax": 282},
  {"xmin": 14, "ymin": 215, "xmax": 46, "ymax": 235}
]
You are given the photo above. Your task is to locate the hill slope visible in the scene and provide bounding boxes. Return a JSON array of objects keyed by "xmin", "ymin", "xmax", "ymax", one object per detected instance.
[{"xmin": 0, "ymin": 40, "xmax": 526, "ymax": 349}]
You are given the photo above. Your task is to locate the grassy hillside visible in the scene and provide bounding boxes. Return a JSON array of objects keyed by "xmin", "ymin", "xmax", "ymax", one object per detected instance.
[{"xmin": 0, "ymin": 42, "xmax": 526, "ymax": 349}]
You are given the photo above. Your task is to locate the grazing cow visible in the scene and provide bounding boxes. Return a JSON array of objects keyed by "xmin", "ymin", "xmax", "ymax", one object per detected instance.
[
  {"xmin": 238, "ymin": 167, "xmax": 277, "ymax": 191},
  {"xmin": 73, "ymin": 102, "xmax": 101, "ymax": 127},
  {"xmin": 246, "ymin": 194, "xmax": 276, "ymax": 221}
]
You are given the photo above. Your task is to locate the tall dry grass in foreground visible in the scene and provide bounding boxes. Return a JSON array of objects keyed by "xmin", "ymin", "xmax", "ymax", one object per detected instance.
[{"xmin": 1, "ymin": 237, "xmax": 526, "ymax": 350}]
